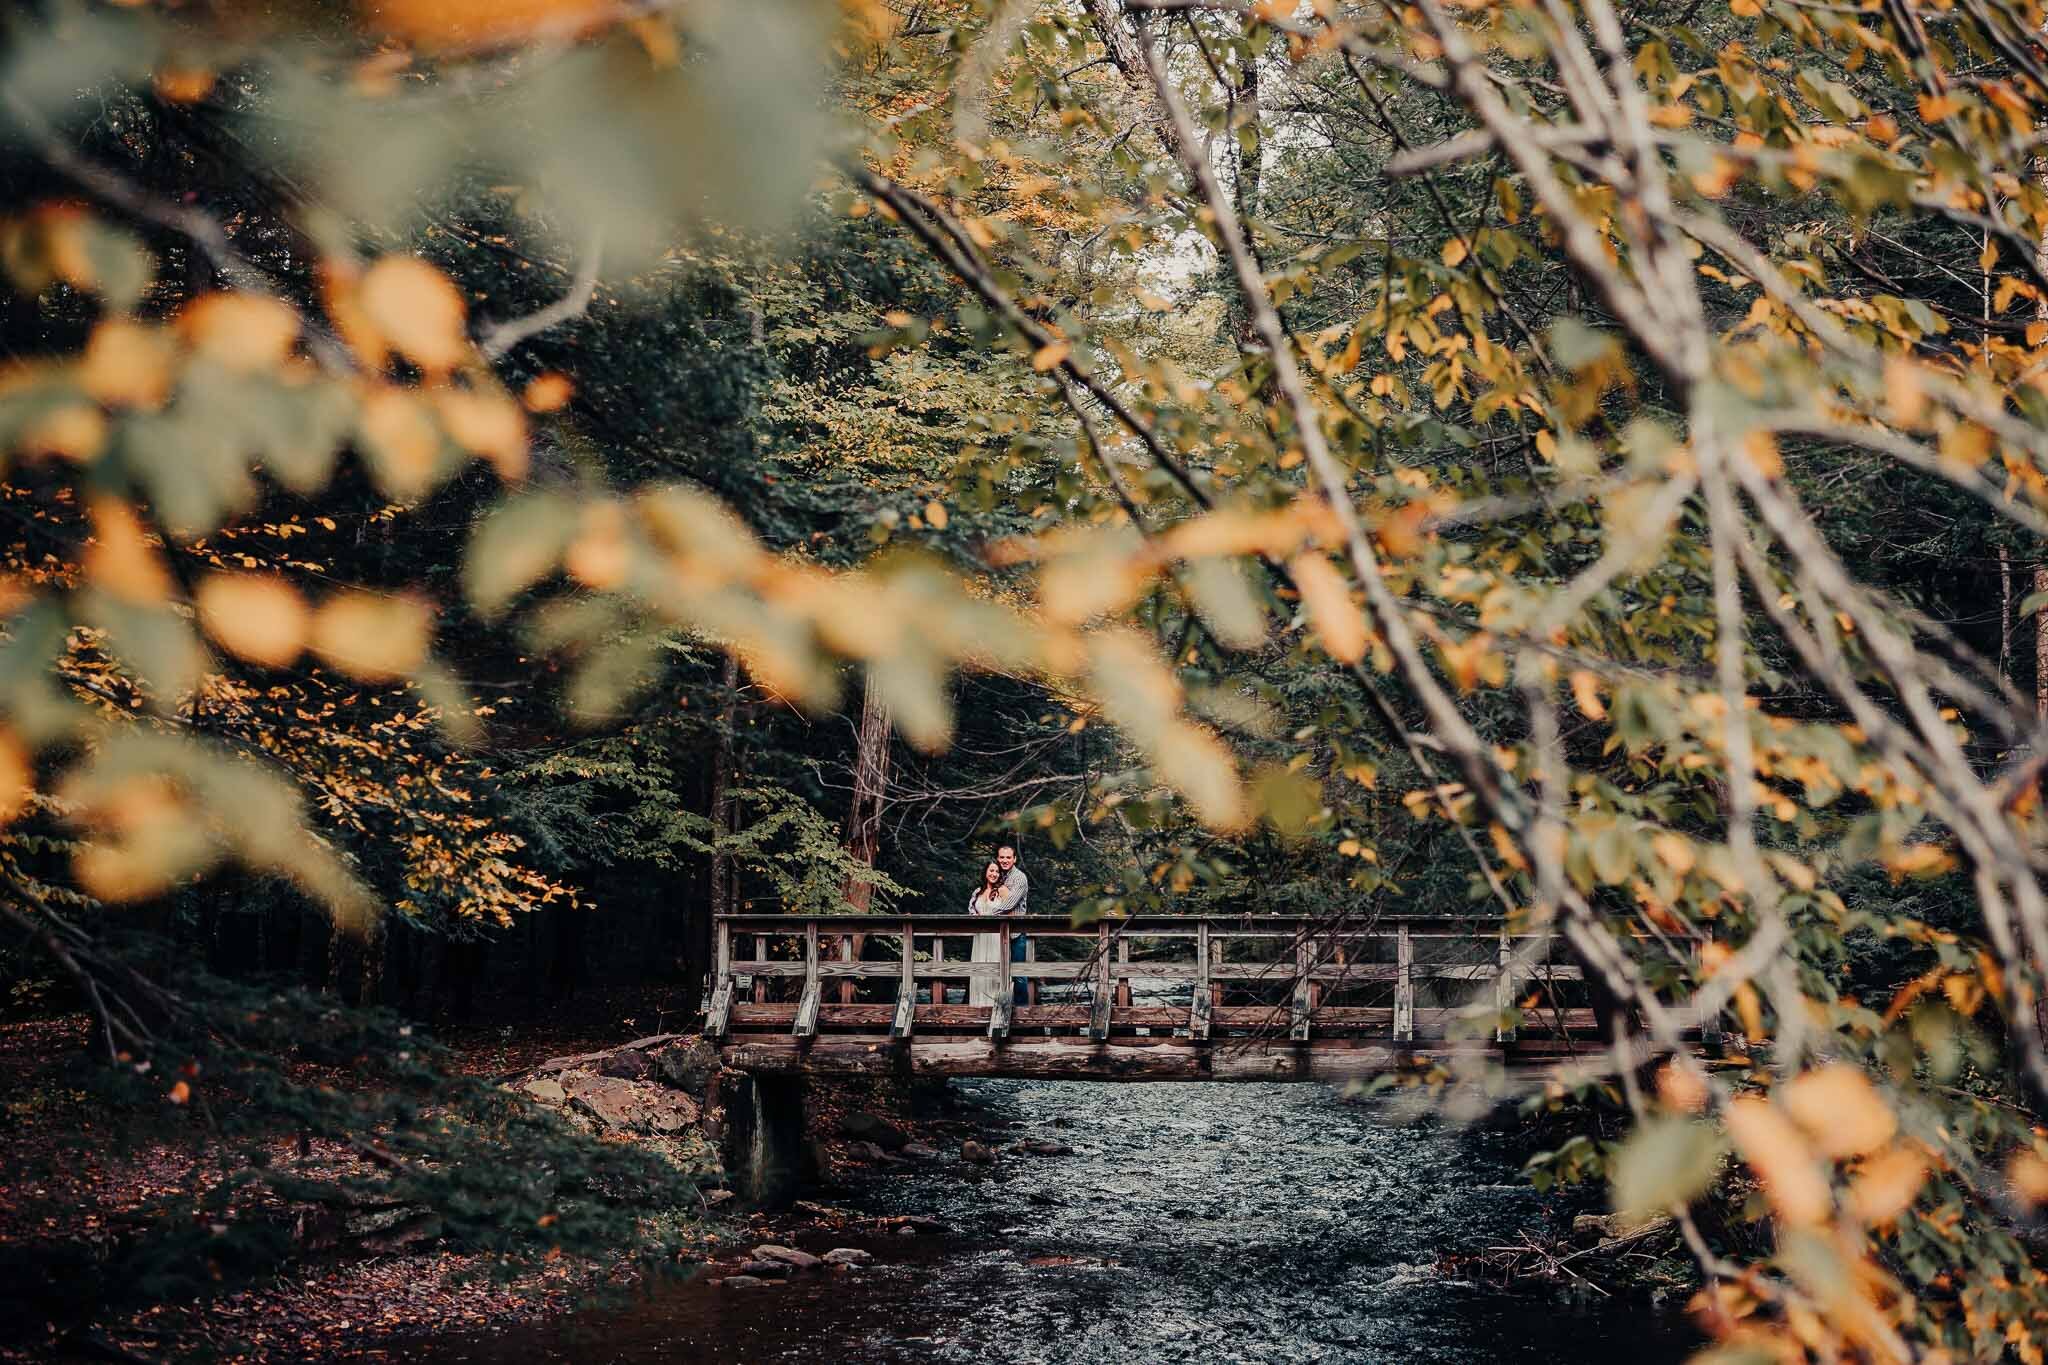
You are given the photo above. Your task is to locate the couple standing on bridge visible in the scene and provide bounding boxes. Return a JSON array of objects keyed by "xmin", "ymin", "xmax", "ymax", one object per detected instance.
[{"xmin": 966, "ymin": 844, "xmax": 1029, "ymax": 1009}]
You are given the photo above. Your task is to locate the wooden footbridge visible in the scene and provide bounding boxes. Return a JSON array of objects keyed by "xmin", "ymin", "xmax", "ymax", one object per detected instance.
[{"xmin": 705, "ymin": 914, "xmax": 1715, "ymax": 1082}]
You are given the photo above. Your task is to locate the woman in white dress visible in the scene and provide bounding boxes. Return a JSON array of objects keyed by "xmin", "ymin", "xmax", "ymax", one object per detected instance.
[{"xmin": 967, "ymin": 860, "xmax": 1004, "ymax": 1008}]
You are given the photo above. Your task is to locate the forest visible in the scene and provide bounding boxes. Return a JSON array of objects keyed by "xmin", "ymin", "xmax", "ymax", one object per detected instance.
[{"xmin": 5, "ymin": 0, "xmax": 2048, "ymax": 1360}]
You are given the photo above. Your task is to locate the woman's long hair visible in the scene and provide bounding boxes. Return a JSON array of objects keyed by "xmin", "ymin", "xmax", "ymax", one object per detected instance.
[{"xmin": 979, "ymin": 860, "xmax": 1001, "ymax": 901}]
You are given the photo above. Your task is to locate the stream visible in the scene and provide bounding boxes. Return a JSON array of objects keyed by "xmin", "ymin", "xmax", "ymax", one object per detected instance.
[{"xmin": 423, "ymin": 1079, "xmax": 1699, "ymax": 1364}]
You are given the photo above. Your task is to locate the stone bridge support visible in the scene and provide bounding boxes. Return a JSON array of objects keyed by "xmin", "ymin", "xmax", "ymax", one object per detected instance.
[{"xmin": 716, "ymin": 1069, "xmax": 813, "ymax": 1206}]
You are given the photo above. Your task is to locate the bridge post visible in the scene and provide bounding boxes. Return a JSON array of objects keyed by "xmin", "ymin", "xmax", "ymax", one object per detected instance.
[
  {"xmin": 1189, "ymin": 921, "xmax": 1211, "ymax": 1039},
  {"xmin": 928, "ymin": 935, "xmax": 946, "ymax": 1006},
  {"xmin": 1115, "ymin": 934, "xmax": 1132, "ymax": 1009},
  {"xmin": 1494, "ymin": 924, "xmax": 1517, "ymax": 1043},
  {"xmin": 1394, "ymin": 923, "xmax": 1414, "ymax": 1042},
  {"xmin": 990, "ymin": 921, "xmax": 1013, "ymax": 1038},
  {"xmin": 751, "ymin": 933, "xmax": 768, "ymax": 1004},
  {"xmin": 1290, "ymin": 932, "xmax": 1312, "ymax": 1041},
  {"xmin": 1087, "ymin": 922, "xmax": 1112, "ymax": 1040},
  {"xmin": 794, "ymin": 920, "xmax": 821, "ymax": 1038},
  {"xmin": 705, "ymin": 919, "xmax": 734, "ymax": 1039},
  {"xmin": 890, "ymin": 919, "xmax": 914, "ymax": 1039}
]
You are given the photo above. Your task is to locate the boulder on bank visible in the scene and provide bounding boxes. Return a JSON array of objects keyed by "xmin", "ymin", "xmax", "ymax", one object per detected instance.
[
  {"xmin": 509, "ymin": 1046, "xmax": 724, "ymax": 1186},
  {"xmin": 823, "ymin": 1248, "xmax": 872, "ymax": 1266},
  {"xmin": 557, "ymin": 1069, "xmax": 701, "ymax": 1135},
  {"xmin": 649, "ymin": 1037, "xmax": 722, "ymax": 1094},
  {"xmin": 521, "ymin": 1076, "xmax": 566, "ymax": 1105},
  {"xmin": 752, "ymin": 1243, "xmax": 824, "ymax": 1270}
]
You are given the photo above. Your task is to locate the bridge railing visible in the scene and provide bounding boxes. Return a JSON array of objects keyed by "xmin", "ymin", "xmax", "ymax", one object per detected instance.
[{"xmin": 704, "ymin": 913, "xmax": 1689, "ymax": 1048}]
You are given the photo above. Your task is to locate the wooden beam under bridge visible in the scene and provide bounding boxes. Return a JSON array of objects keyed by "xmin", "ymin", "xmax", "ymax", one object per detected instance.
[{"xmin": 720, "ymin": 1035, "xmax": 1641, "ymax": 1082}]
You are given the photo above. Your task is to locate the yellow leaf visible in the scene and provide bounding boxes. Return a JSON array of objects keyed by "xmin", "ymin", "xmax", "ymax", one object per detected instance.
[
  {"xmin": 361, "ymin": 0, "xmax": 613, "ymax": 52},
  {"xmin": 79, "ymin": 320, "xmax": 174, "ymax": 409},
  {"xmin": 196, "ymin": 573, "xmax": 310, "ymax": 668},
  {"xmin": 1489, "ymin": 821, "xmax": 1528, "ymax": 871},
  {"xmin": 1651, "ymin": 832, "xmax": 1696, "ymax": 876},
  {"xmin": 2009, "ymin": 1151, "xmax": 2048, "ymax": 1208},
  {"xmin": 17, "ymin": 403, "xmax": 107, "ymax": 463},
  {"xmin": 0, "ymin": 727, "xmax": 31, "ymax": 826},
  {"xmin": 1725, "ymin": 1096, "xmax": 1831, "ymax": 1225},
  {"xmin": 1980, "ymin": 237, "xmax": 1999, "ymax": 274},
  {"xmin": 1440, "ymin": 237, "xmax": 1469, "ymax": 268},
  {"xmin": 1883, "ymin": 356, "xmax": 1925, "ymax": 426},
  {"xmin": 359, "ymin": 255, "xmax": 470, "ymax": 376},
  {"xmin": 523, "ymin": 372, "xmax": 575, "ymax": 412},
  {"xmin": 357, "ymin": 387, "xmax": 443, "ymax": 500},
  {"xmin": 154, "ymin": 67, "xmax": 216, "ymax": 104},
  {"xmin": 84, "ymin": 498, "xmax": 171, "ymax": 604},
  {"xmin": 431, "ymin": 386, "xmax": 529, "ymax": 481},
  {"xmin": 925, "ymin": 500, "xmax": 950, "ymax": 530},
  {"xmin": 564, "ymin": 501, "xmax": 629, "ymax": 590},
  {"xmin": 1784, "ymin": 1064, "xmax": 1895, "ymax": 1159},
  {"xmin": 1881, "ymin": 843, "xmax": 1956, "ymax": 881},
  {"xmin": 1289, "ymin": 553, "xmax": 1367, "ymax": 663},
  {"xmin": 1938, "ymin": 422, "xmax": 1991, "ymax": 469},
  {"xmin": 1849, "ymin": 1147, "xmax": 1927, "ymax": 1225},
  {"xmin": 311, "ymin": 592, "xmax": 432, "ymax": 682},
  {"xmin": 1655, "ymin": 1061, "xmax": 1708, "ymax": 1114},
  {"xmin": 178, "ymin": 293, "xmax": 300, "ymax": 372},
  {"xmin": 1570, "ymin": 669, "xmax": 1606, "ymax": 720},
  {"xmin": 1742, "ymin": 430, "xmax": 1782, "ymax": 479},
  {"xmin": 1917, "ymin": 91, "xmax": 1963, "ymax": 122},
  {"xmin": 1031, "ymin": 342, "xmax": 1070, "ymax": 372}
]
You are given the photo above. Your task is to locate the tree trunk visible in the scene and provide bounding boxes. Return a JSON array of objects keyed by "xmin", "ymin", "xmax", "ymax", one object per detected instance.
[
  {"xmin": 1228, "ymin": 36, "xmax": 1262, "ymax": 360},
  {"xmin": 1082, "ymin": 0, "xmax": 1187, "ymax": 163},
  {"xmin": 838, "ymin": 673, "xmax": 891, "ymax": 1001},
  {"xmin": 693, "ymin": 653, "xmax": 741, "ymax": 1015},
  {"xmin": 2001, "ymin": 546, "xmax": 2014, "ymax": 683},
  {"xmin": 2035, "ymin": 564, "xmax": 2048, "ymax": 723},
  {"xmin": 708, "ymin": 652, "xmax": 740, "ymax": 923}
]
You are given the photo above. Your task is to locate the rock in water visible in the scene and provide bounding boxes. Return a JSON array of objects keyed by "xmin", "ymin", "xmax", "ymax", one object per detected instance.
[
  {"xmin": 737, "ymin": 1260, "xmax": 792, "ymax": 1278},
  {"xmin": 961, "ymin": 1139, "xmax": 995, "ymax": 1164},
  {"xmin": 838, "ymin": 1112, "xmax": 909, "ymax": 1151},
  {"xmin": 901, "ymin": 1142, "xmax": 940, "ymax": 1160},
  {"xmin": 822, "ymin": 1248, "xmax": 872, "ymax": 1266},
  {"xmin": 752, "ymin": 1244, "xmax": 824, "ymax": 1270},
  {"xmin": 719, "ymin": 1275, "xmax": 772, "ymax": 1289}
]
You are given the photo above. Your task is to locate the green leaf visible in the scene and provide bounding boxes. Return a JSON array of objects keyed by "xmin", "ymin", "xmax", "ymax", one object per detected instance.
[
  {"xmin": 1609, "ymin": 1116, "xmax": 1723, "ymax": 1219},
  {"xmin": 1182, "ymin": 557, "xmax": 1267, "ymax": 650},
  {"xmin": 466, "ymin": 494, "xmax": 577, "ymax": 618}
]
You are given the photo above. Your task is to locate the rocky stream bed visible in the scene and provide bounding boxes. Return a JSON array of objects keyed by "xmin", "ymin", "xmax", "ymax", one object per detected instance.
[{"xmin": 429, "ymin": 1067, "xmax": 1704, "ymax": 1364}]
